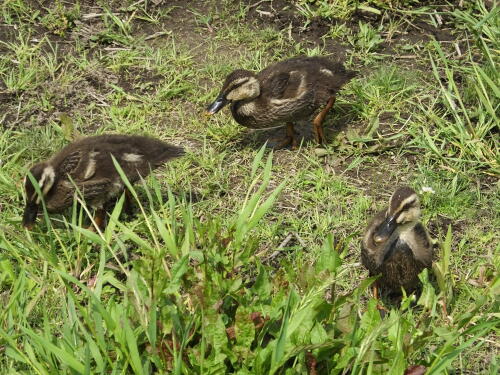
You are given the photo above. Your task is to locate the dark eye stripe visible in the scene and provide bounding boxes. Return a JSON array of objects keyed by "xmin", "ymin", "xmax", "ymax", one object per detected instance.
[
  {"xmin": 228, "ymin": 79, "xmax": 248, "ymax": 91},
  {"xmin": 401, "ymin": 199, "xmax": 416, "ymax": 212}
]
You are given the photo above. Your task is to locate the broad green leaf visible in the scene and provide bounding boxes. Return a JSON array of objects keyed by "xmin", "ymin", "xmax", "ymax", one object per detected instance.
[
  {"xmin": 59, "ymin": 112, "xmax": 76, "ymax": 141},
  {"xmin": 124, "ymin": 319, "xmax": 144, "ymax": 375},
  {"xmin": 235, "ymin": 306, "xmax": 256, "ymax": 350},
  {"xmin": 250, "ymin": 264, "xmax": 271, "ymax": 299},
  {"xmin": 315, "ymin": 234, "xmax": 342, "ymax": 273},
  {"xmin": 21, "ymin": 326, "xmax": 85, "ymax": 373}
]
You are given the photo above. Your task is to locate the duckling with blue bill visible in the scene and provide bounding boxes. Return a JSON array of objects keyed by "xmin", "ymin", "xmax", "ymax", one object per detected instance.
[
  {"xmin": 207, "ymin": 56, "xmax": 355, "ymax": 148},
  {"xmin": 361, "ymin": 187, "xmax": 433, "ymax": 298},
  {"xmin": 22, "ymin": 134, "xmax": 184, "ymax": 230}
]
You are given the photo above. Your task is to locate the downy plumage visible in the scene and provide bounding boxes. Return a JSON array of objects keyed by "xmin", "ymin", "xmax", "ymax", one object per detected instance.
[
  {"xmin": 361, "ymin": 187, "xmax": 433, "ymax": 296},
  {"xmin": 207, "ymin": 56, "xmax": 355, "ymax": 147},
  {"xmin": 22, "ymin": 134, "xmax": 184, "ymax": 229}
]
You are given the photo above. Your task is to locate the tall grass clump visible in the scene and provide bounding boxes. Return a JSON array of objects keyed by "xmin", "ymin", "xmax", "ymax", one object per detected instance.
[
  {"xmin": 414, "ymin": 1, "xmax": 499, "ymax": 175},
  {"xmin": 0, "ymin": 149, "xmax": 497, "ymax": 374}
]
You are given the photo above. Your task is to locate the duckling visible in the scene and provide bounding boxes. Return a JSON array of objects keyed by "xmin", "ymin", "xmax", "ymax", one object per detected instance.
[
  {"xmin": 22, "ymin": 134, "xmax": 184, "ymax": 229},
  {"xmin": 207, "ymin": 56, "xmax": 355, "ymax": 148},
  {"xmin": 361, "ymin": 187, "xmax": 433, "ymax": 297}
]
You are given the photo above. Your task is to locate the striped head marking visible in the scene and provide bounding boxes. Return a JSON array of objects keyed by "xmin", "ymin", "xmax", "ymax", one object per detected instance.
[
  {"xmin": 225, "ymin": 77, "xmax": 260, "ymax": 101},
  {"xmin": 22, "ymin": 163, "xmax": 56, "ymax": 228},
  {"xmin": 25, "ymin": 163, "xmax": 56, "ymax": 204},
  {"xmin": 207, "ymin": 70, "xmax": 260, "ymax": 115},
  {"xmin": 222, "ymin": 70, "xmax": 260, "ymax": 101},
  {"xmin": 387, "ymin": 187, "xmax": 420, "ymax": 224}
]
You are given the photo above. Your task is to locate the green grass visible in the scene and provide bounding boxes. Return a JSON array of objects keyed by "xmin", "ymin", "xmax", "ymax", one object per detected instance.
[{"xmin": 0, "ymin": 0, "xmax": 499, "ymax": 374}]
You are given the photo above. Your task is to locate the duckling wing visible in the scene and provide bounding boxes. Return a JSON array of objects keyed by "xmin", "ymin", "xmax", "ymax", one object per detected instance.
[
  {"xmin": 78, "ymin": 177, "xmax": 114, "ymax": 202},
  {"xmin": 59, "ymin": 151, "xmax": 84, "ymax": 176},
  {"xmin": 83, "ymin": 147, "xmax": 147, "ymax": 183},
  {"xmin": 361, "ymin": 242, "xmax": 378, "ymax": 276},
  {"xmin": 361, "ymin": 210, "xmax": 387, "ymax": 274},
  {"xmin": 264, "ymin": 71, "xmax": 307, "ymax": 101},
  {"xmin": 267, "ymin": 72, "xmax": 292, "ymax": 98},
  {"xmin": 119, "ymin": 138, "xmax": 183, "ymax": 179},
  {"xmin": 410, "ymin": 223, "xmax": 433, "ymax": 266},
  {"xmin": 54, "ymin": 150, "xmax": 102, "ymax": 186}
]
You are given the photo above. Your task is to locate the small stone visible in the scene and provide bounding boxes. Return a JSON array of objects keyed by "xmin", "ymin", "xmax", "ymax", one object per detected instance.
[{"xmin": 314, "ymin": 148, "xmax": 329, "ymax": 157}]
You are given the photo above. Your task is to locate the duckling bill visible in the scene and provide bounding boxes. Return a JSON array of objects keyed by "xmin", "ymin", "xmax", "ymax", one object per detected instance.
[
  {"xmin": 22, "ymin": 134, "xmax": 184, "ymax": 229},
  {"xmin": 361, "ymin": 187, "xmax": 433, "ymax": 297},
  {"xmin": 207, "ymin": 56, "xmax": 355, "ymax": 148}
]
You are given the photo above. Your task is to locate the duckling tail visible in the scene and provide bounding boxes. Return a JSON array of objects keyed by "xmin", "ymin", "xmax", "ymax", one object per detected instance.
[
  {"xmin": 346, "ymin": 69, "xmax": 357, "ymax": 80},
  {"xmin": 337, "ymin": 69, "xmax": 357, "ymax": 87},
  {"xmin": 156, "ymin": 143, "xmax": 185, "ymax": 163}
]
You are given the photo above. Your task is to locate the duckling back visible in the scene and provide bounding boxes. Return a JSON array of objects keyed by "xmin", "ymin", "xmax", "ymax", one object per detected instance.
[
  {"xmin": 51, "ymin": 134, "xmax": 181, "ymax": 169},
  {"xmin": 45, "ymin": 134, "xmax": 183, "ymax": 206},
  {"xmin": 101, "ymin": 134, "xmax": 185, "ymax": 168},
  {"xmin": 259, "ymin": 56, "xmax": 355, "ymax": 100},
  {"xmin": 23, "ymin": 134, "xmax": 184, "ymax": 226}
]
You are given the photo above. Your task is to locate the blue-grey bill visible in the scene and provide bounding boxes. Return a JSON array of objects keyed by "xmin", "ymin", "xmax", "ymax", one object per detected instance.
[
  {"xmin": 206, "ymin": 96, "xmax": 227, "ymax": 115},
  {"xmin": 374, "ymin": 215, "xmax": 397, "ymax": 243}
]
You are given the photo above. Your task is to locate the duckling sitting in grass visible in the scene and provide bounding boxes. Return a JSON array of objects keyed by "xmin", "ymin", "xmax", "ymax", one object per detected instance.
[
  {"xmin": 207, "ymin": 56, "xmax": 355, "ymax": 148},
  {"xmin": 361, "ymin": 187, "xmax": 433, "ymax": 299},
  {"xmin": 22, "ymin": 134, "xmax": 184, "ymax": 230}
]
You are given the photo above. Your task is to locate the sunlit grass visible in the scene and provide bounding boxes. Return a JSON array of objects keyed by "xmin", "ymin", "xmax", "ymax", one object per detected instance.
[{"xmin": 0, "ymin": 0, "xmax": 498, "ymax": 373}]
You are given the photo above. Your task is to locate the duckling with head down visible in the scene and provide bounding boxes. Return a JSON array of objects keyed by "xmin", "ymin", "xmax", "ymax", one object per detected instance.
[
  {"xmin": 361, "ymin": 187, "xmax": 433, "ymax": 297},
  {"xmin": 207, "ymin": 56, "xmax": 355, "ymax": 148},
  {"xmin": 22, "ymin": 134, "xmax": 184, "ymax": 229}
]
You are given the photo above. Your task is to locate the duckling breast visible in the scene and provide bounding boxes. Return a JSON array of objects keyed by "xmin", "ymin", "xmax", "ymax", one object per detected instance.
[{"xmin": 378, "ymin": 239, "xmax": 429, "ymax": 293}]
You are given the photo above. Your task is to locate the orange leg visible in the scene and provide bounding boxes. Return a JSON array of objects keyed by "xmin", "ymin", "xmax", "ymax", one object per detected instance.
[
  {"xmin": 273, "ymin": 123, "xmax": 298, "ymax": 149},
  {"xmin": 440, "ymin": 299, "xmax": 448, "ymax": 320},
  {"xmin": 312, "ymin": 96, "xmax": 336, "ymax": 144},
  {"xmin": 372, "ymin": 283, "xmax": 388, "ymax": 312},
  {"xmin": 286, "ymin": 122, "xmax": 298, "ymax": 149},
  {"xmin": 87, "ymin": 208, "xmax": 106, "ymax": 231}
]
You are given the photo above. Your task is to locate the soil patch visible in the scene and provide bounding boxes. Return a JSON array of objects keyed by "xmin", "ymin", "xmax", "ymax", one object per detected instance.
[{"xmin": 244, "ymin": 0, "xmax": 455, "ymax": 62}]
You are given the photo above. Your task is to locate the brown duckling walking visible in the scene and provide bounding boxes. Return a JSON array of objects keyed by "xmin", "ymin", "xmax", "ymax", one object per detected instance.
[
  {"xmin": 361, "ymin": 187, "xmax": 433, "ymax": 298},
  {"xmin": 22, "ymin": 134, "xmax": 184, "ymax": 229},
  {"xmin": 207, "ymin": 56, "xmax": 355, "ymax": 148}
]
